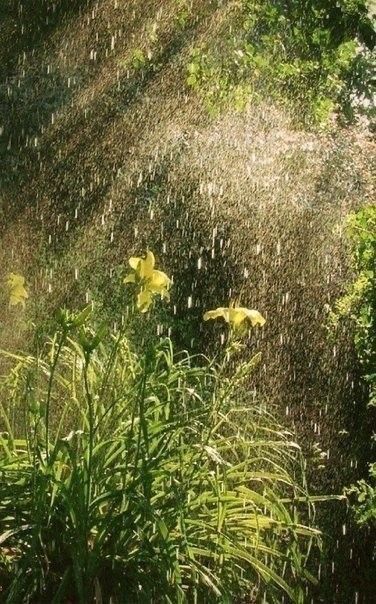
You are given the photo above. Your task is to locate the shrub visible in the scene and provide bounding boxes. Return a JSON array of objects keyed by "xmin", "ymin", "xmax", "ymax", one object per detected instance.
[
  {"xmin": 186, "ymin": 0, "xmax": 375, "ymax": 124},
  {"xmin": 330, "ymin": 206, "xmax": 375, "ymax": 410},
  {"xmin": 330, "ymin": 206, "xmax": 376, "ymax": 535},
  {"xmin": 346, "ymin": 462, "xmax": 376, "ymax": 527}
]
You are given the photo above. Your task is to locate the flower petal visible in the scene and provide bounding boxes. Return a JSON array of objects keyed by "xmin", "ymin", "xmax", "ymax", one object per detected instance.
[
  {"xmin": 148, "ymin": 270, "xmax": 170, "ymax": 292},
  {"xmin": 139, "ymin": 251, "xmax": 155, "ymax": 279},
  {"xmin": 129, "ymin": 256, "xmax": 141, "ymax": 270},
  {"xmin": 203, "ymin": 308, "xmax": 227, "ymax": 321},
  {"xmin": 6, "ymin": 273, "xmax": 28, "ymax": 309},
  {"xmin": 6, "ymin": 273, "xmax": 25, "ymax": 287},
  {"xmin": 137, "ymin": 289, "xmax": 153, "ymax": 312},
  {"xmin": 123, "ymin": 273, "xmax": 136, "ymax": 284},
  {"xmin": 242, "ymin": 308, "xmax": 266, "ymax": 327},
  {"xmin": 229, "ymin": 307, "xmax": 247, "ymax": 328},
  {"xmin": 9, "ymin": 294, "xmax": 26, "ymax": 309}
]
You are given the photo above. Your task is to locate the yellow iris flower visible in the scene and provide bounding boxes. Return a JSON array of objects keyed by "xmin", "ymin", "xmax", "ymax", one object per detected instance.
[
  {"xmin": 203, "ymin": 303, "xmax": 266, "ymax": 330},
  {"xmin": 6, "ymin": 273, "xmax": 29, "ymax": 309},
  {"xmin": 124, "ymin": 251, "xmax": 171, "ymax": 312}
]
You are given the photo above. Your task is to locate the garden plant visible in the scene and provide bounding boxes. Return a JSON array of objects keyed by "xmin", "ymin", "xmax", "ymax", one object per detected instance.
[{"xmin": 0, "ymin": 252, "xmax": 323, "ymax": 603}]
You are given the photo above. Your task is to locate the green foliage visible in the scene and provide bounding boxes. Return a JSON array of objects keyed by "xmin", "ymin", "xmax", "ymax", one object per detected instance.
[
  {"xmin": 0, "ymin": 308, "xmax": 321, "ymax": 602},
  {"xmin": 330, "ymin": 205, "xmax": 376, "ymax": 406},
  {"xmin": 346, "ymin": 462, "xmax": 376, "ymax": 527},
  {"xmin": 174, "ymin": 0, "xmax": 191, "ymax": 29},
  {"xmin": 186, "ymin": 0, "xmax": 375, "ymax": 124},
  {"xmin": 186, "ymin": 47, "xmax": 253, "ymax": 115},
  {"xmin": 131, "ymin": 49, "xmax": 148, "ymax": 70},
  {"xmin": 332, "ymin": 205, "xmax": 376, "ymax": 530}
]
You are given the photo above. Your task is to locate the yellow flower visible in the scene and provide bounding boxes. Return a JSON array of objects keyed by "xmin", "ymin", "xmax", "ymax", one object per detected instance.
[
  {"xmin": 203, "ymin": 303, "xmax": 265, "ymax": 330},
  {"xmin": 6, "ymin": 273, "xmax": 29, "ymax": 309},
  {"xmin": 124, "ymin": 251, "xmax": 170, "ymax": 312}
]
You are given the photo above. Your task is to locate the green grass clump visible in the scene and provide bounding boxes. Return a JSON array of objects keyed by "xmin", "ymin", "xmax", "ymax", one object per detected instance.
[{"xmin": 0, "ymin": 255, "xmax": 322, "ymax": 602}]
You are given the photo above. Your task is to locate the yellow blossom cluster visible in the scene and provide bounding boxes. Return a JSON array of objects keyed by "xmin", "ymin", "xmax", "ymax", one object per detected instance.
[
  {"xmin": 124, "ymin": 251, "xmax": 171, "ymax": 313},
  {"xmin": 124, "ymin": 251, "xmax": 265, "ymax": 330},
  {"xmin": 3, "ymin": 253, "xmax": 266, "ymax": 334},
  {"xmin": 204, "ymin": 304, "xmax": 265, "ymax": 330},
  {"xmin": 5, "ymin": 273, "xmax": 29, "ymax": 309}
]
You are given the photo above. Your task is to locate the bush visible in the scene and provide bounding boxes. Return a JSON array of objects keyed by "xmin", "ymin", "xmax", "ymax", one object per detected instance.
[
  {"xmin": 346, "ymin": 463, "xmax": 376, "ymax": 527},
  {"xmin": 330, "ymin": 206, "xmax": 376, "ymax": 410},
  {"xmin": 330, "ymin": 206, "xmax": 376, "ymax": 534},
  {"xmin": 186, "ymin": 0, "xmax": 375, "ymax": 125}
]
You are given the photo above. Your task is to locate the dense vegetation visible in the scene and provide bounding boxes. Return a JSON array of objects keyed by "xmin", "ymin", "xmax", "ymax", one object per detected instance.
[
  {"xmin": 186, "ymin": 0, "xmax": 375, "ymax": 123},
  {"xmin": 330, "ymin": 207, "xmax": 376, "ymax": 531},
  {"xmin": 0, "ymin": 0, "xmax": 375, "ymax": 601},
  {"xmin": 0, "ymin": 255, "xmax": 326, "ymax": 602}
]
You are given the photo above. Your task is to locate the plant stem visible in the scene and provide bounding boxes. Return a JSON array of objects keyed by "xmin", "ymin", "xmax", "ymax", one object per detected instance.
[
  {"xmin": 83, "ymin": 354, "xmax": 95, "ymax": 596},
  {"xmin": 133, "ymin": 356, "xmax": 149, "ymax": 475},
  {"xmin": 45, "ymin": 332, "xmax": 65, "ymax": 463}
]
